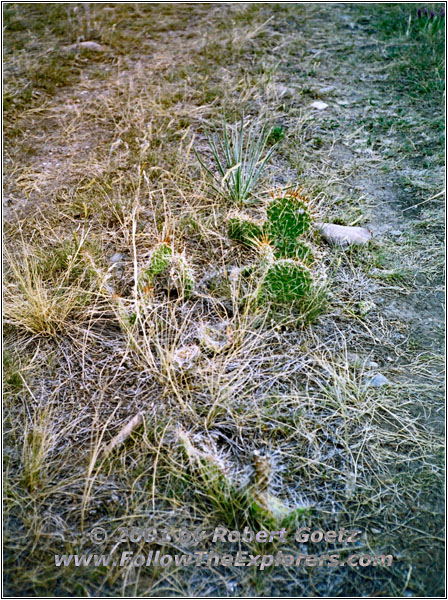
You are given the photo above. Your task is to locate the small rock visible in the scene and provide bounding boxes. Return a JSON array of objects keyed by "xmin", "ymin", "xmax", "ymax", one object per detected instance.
[
  {"xmin": 315, "ymin": 222, "xmax": 372, "ymax": 247},
  {"xmin": 317, "ymin": 85, "xmax": 335, "ymax": 94},
  {"xmin": 368, "ymin": 361, "xmax": 379, "ymax": 368},
  {"xmin": 389, "ymin": 230, "xmax": 403, "ymax": 237},
  {"xmin": 358, "ymin": 300, "xmax": 375, "ymax": 316},
  {"xmin": 109, "ymin": 252, "xmax": 127, "ymax": 264},
  {"xmin": 63, "ymin": 41, "xmax": 105, "ymax": 53},
  {"xmin": 366, "ymin": 373, "xmax": 390, "ymax": 388},
  {"xmin": 310, "ymin": 100, "xmax": 328, "ymax": 110}
]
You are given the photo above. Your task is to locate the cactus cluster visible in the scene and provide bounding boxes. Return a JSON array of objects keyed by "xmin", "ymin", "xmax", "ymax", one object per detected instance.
[
  {"xmin": 228, "ymin": 195, "xmax": 313, "ymax": 261},
  {"xmin": 139, "ymin": 242, "xmax": 195, "ymax": 298},
  {"xmin": 227, "ymin": 196, "xmax": 314, "ymax": 307},
  {"xmin": 140, "ymin": 242, "xmax": 172, "ymax": 287}
]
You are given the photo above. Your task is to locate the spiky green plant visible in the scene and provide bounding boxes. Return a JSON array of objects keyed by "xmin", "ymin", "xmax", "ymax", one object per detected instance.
[
  {"xmin": 261, "ymin": 258, "xmax": 312, "ymax": 304},
  {"xmin": 266, "ymin": 195, "xmax": 312, "ymax": 258},
  {"xmin": 140, "ymin": 242, "xmax": 172, "ymax": 289},
  {"xmin": 195, "ymin": 116, "xmax": 279, "ymax": 205},
  {"xmin": 139, "ymin": 244, "xmax": 194, "ymax": 298},
  {"xmin": 228, "ymin": 213, "xmax": 264, "ymax": 247}
]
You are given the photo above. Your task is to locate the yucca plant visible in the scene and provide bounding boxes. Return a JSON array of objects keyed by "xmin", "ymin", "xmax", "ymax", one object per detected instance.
[{"xmin": 195, "ymin": 116, "xmax": 279, "ymax": 205}]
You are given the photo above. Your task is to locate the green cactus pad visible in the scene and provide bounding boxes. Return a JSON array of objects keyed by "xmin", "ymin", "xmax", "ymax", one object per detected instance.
[
  {"xmin": 262, "ymin": 258, "xmax": 312, "ymax": 304},
  {"xmin": 293, "ymin": 241, "xmax": 314, "ymax": 264},
  {"xmin": 228, "ymin": 215, "xmax": 264, "ymax": 248},
  {"xmin": 140, "ymin": 242, "xmax": 172, "ymax": 287},
  {"xmin": 266, "ymin": 196, "xmax": 311, "ymax": 258}
]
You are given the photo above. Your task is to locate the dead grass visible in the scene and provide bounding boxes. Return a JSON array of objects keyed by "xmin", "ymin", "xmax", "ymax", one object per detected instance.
[{"xmin": 3, "ymin": 3, "xmax": 444, "ymax": 597}]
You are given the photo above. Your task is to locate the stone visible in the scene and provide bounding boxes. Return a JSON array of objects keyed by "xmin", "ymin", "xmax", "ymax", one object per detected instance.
[
  {"xmin": 109, "ymin": 252, "xmax": 127, "ymax": 264},
  {"xmin": 63, "ymin": 41, "xmax": 105, "ymax": 54},
  {"xmin": 315, "ymin": 222, "xmax": 372, "ymax": 247},
  {"xmin": 318, "ymin": 85, "xmax": 336, "ymax": 94},
  {"xmin": 310, "ymin": 100, "xmax": 328, "ymax": 110},
  {"xmin": 365, "ymin": 373, "xmax": 390, "ymax": 388},
  {"xmin": 358, "ymin": 300, "xmax": 375, "ymax": 316}
]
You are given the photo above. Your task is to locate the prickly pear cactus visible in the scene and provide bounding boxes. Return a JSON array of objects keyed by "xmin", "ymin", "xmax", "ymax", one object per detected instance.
[
  {"xmin": 139, "ymin": 243, "xmax": 194, "ymax": 298},
  {"xmin": 266, "ymin": 196, "xmax": 311, "ymax": 258},
  {"xmin": 293, "ymin": 241, "xmax": 314, "ymax": 264},
  {"xmin": 228, "ymin": 213, "xmax": 264, "ymax": 247},
  {"xmin": 262, "ymin": 258, "xmax": 312, "ymax": 304},
  {"xmin": 140, "ymin": 242, "xmax": 172, "ymax": 290},
  {"xmin": 167, "ymin": 254, "xmax": 195, "ymax": 298}
]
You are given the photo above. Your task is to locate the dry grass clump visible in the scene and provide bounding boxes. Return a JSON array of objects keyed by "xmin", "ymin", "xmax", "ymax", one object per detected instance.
[{"xmin": 4, "ymin": 227, "xmax": 108, "ymax": 337}]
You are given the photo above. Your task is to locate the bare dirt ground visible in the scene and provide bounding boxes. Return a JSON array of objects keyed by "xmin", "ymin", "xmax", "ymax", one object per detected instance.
[{"xmin": 3, "ymin": 3, "xmax": 445, "ymax": 597}]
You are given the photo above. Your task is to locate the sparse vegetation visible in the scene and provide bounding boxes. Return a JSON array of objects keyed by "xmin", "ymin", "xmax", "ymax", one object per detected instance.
[{"xmin": 3, "ymin": 3, "xmax": 444, "ymax": 598}]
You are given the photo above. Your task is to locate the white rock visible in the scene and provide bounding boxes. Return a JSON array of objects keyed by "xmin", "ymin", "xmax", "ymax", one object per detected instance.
[
  {"xmin": 64, "ymin": 41, "xmax": 105, "ymax": 53},
  {"xmin": 318, "ymin": 85, "xmax": 335, "ymax": 94},
  {"xmin": 310, "ymin": 100, "xmax": 328, "ymax": 110},
  {"xmin": 109, "ymin": 252, "xmax": 127, "ymax": 264},
  {"xmin": 315, "ymin": 222, "xmax": 372, "ymax": 247},
  {"xmin": 366, "ymin": 373, "xmax": 390, "ymax": 388}
]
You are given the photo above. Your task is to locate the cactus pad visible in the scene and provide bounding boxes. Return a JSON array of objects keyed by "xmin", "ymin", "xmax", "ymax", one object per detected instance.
[
  {"xmin": 140, "ymin": 242, "xmax": 172, "ymax": 288},
  {"xmin": 266, "ymin": 196, "xmax": 311, "ymax": 258},
  {"xmin": 228, "ymin": 214, "xmax": 264, "ymax": 248},
  {"xmin": 262, "ymin": 258, "xmax": 312, "ymax": 304}
]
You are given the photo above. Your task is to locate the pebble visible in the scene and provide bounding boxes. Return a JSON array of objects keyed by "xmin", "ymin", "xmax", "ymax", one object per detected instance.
[
  {"xmin": 63, "ymin": 41, "xmax": 105, "ymax": 53},
  {"xmin": 317, "ymin": 85, "xmax": 335, "ymax": 94},
  {"xmin": 109, "ymin": 252, "xmax": 127, "ymax": 264},
  {"xmin": 315, "ymin": 222, "xmax": 372, "ymax": 247},
  {"xmin": 366, "ymin": 373, "xmax": 390, "ymax": 388},
  {"xmin": 310, "ymin": 100, "xmax": 328, "ymax": 110}
]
